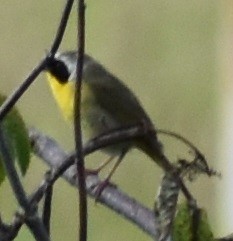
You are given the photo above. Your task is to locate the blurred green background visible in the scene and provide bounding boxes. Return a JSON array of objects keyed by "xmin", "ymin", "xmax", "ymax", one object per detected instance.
[{"xmin": 0, "ymin": 1, "xmax": 232, "ymax": 240}]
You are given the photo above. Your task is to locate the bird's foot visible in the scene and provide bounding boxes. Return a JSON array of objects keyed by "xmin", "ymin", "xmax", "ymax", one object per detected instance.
[
  {"xmin": 85, "ymin": 168, "xmax": 100, "ymax": 176},
  {"xmin": 90, "ymin": 178, "xmax": 117, "ymax": 202}
]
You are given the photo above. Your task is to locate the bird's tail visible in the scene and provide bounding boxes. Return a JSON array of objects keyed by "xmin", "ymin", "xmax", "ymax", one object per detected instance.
[{"xmin": 137, "ymin": 130, "xmax": 174, "ymax": 172}]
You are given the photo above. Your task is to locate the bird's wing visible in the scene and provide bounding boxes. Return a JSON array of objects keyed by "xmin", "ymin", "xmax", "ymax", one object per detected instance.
[{"xmin": 85, "ymin": 61, "xmax": 152, "ymax": 127}]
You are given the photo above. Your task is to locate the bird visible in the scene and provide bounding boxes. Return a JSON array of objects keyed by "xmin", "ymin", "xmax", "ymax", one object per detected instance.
[{"xmin": 45, "ymin": 51, "xmax": 173, "ymax": 192}]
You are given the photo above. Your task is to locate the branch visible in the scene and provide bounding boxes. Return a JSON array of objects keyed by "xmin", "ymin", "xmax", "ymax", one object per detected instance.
[
  {"xmin": 0, "ymin": 0, "xmax": 74, "ymax": 122},
  {"xmin": 50, "ymin": 0, "xmax": 75, "ymax": 55},
  {"xmin": 2, "ymin": 127, "xmax": 230, "ymax": 241},
  {"xmin": 42, "ymin": 183, "xmax": 53, "ymax": 235},
  {"xmin": 0, "ymin": 213, "xmax": 24, "ymax": 241},
  {"xmin": 0, "ymin": 124, "xmax": 149, "ymax": 241},
  {"xmin": 0, "ymin": 126, "xmax": 50, "ymax": 241},
  {"xmin": 29, "ymin": 127, "xmax": 159, "ymax": 238}
]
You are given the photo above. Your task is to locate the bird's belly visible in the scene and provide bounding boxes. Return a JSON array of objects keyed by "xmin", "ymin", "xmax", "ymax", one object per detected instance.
[{"xmin": 81, "ymin": 104, "xmax": 131, "ymax": 155}]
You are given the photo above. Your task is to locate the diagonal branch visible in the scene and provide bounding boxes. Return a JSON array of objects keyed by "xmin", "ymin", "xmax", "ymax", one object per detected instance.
[
  {"xmin": 0, "ymin": 0, "xmax": 74, "ymax": 122},
  {"xmin": 29, "ymin": 127, "xmax": 159, "ymax": 238}
]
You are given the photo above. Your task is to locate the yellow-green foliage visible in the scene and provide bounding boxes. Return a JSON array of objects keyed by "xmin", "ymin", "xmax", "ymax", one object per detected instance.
[
  {"xmin": 0, "ymin": 94, "xmax": 30, "ymax": 184},
  {"xmin": 172, "ymin": 203, "xmax": 214, "ymax": 241}
]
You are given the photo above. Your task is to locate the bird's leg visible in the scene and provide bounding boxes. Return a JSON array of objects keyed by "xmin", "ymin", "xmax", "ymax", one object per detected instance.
[
  {"xmin": 93, "ymin": 149, "xmax": 128, "ymax": 199},
  {"xmin": 85, "ymin": 155, "xmax": 115, "ymax": 175}
]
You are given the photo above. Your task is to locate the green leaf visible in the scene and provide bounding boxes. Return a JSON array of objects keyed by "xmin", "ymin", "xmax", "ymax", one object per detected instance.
[
  {"xmin": 196, "ymin": 209, "xmax": 214, "ymax": 241},
  {"xmin": 0, "ymin": 94, "xmax": 30, "ymax": 183},
  {"xmin": 172, "ymin": 203, "xmax": 214, "ymax": 241},
  {"xmin": 172, "ymin": 203, "xmax": 192, "ymax": 241}
]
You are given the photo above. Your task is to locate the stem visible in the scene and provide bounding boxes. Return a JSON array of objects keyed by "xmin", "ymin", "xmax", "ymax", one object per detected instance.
[
  {"xmin": 75, "ymin": 1, "xmax": 87, "ymax": 241},
  {"xmin": 0, "ymin": 125, "xmax": 50, "ymax": 241}
]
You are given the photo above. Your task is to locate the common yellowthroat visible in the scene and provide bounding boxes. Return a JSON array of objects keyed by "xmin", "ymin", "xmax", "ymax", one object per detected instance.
[{"xmin": 45, "ymin": 51, "xmax": 172, "ymax": 177}]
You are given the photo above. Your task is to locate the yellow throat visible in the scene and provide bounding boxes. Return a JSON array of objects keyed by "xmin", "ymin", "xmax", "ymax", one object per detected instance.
[
  {"xmin": 46, "ymin": 72, "xmax": 95, "ymax": 123},
  {"xmin": 46, "ymin": 72, "xmax": 75, "ymax": 121}
]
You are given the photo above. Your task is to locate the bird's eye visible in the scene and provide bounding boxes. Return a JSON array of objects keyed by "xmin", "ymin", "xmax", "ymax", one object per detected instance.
[{"xmin": 47, "ymin": 59, "xmax": 70, "ymax": 83}]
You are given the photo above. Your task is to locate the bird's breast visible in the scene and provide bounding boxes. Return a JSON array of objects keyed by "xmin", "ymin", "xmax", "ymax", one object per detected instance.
[{"xmin": 47, "ymin": 73, "xmax": 108, "ymax": 138}]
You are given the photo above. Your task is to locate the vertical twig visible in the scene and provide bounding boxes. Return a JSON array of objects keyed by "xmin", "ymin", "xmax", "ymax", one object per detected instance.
[
  {"xmin": 75, "ymin": 1, "xmax": 87, "ymax": 241},
  {"xmin": 191, "ymin": 207, "xmax": 201, "ymax": 241},
  {"xmin": 42, "ymin": 183, "xmax": 53, "ymax": 235},
  {"xmin": 0, "ymin": 125, "xmax": 50, "ymax": 241}
]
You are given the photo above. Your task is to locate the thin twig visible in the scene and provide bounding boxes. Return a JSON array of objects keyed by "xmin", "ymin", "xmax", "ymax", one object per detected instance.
[
  {"xmin": 0, "ymin": 212, "xmax": 24, "ymax": 241},
  {"xmin": 0, "ymin": 0, "xmax": 74, "ymax": 122},
  {"xmin": 75, "ymin": 1, "xmax": 87, "ymax": 241},
  {"xmin": 42, "ymin": 179, "xmax": 53, "ymax": 235},
  {"xmin": 157, "ymin": 129, "xmax": 209, "ymax": 171},
  {"xmin": 0, "ymin": 125, "xmax": 50, "ymax": 241},
  {"xmin": 0, "ymin": 60, "xmax": 46, "ymax": 122},
  {"xmin": 50, "ymin": 0, "xmax": 74, "ymax": 55}
]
